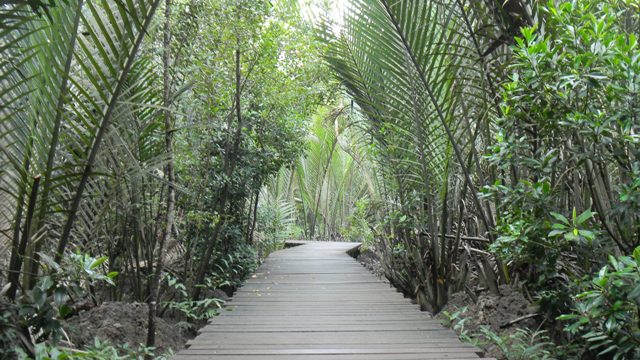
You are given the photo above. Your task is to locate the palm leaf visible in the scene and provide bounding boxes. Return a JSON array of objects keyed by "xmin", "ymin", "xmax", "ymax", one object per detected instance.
[
  {"xmin": 324, "ymin": 0, "xmax": 501, "ymax": 311},
  {"xmin": 1, "ymin": 0, "xmax": 162, "ymax": 290}
]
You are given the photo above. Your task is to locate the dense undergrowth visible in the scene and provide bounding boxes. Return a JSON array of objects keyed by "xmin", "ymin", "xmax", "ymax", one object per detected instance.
[{"xmin": 2, "ymin": 0, "xmax": 640, "ymax": 359}]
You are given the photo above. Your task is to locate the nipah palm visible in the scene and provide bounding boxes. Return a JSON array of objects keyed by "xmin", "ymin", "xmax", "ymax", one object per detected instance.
[
  {"xmin": 325, "ymin": 0, "xmax": 503, "ymax": 312},
  {"xmin": 1, "ymin": 0, "xmax": 162, "ymax": 297}
]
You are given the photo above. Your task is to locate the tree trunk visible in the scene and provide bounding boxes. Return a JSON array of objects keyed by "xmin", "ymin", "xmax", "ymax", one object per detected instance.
[
  {"xmin": 191, "ymin": 41, "xmax": 244, "ymax": 298},
  {"xmin": 248, "ymin": 190, "xmax": 259, "ymax": 244},
  {"xmin": 146, "ymin": 0, "xmax": 174, "ymax": 355}
]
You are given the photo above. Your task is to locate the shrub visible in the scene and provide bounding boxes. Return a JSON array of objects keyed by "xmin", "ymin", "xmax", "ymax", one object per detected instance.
[
  {"xmin": 559, "ymin": 247, "xmax": 640, "ymax": 359},
  {"xmin": 342, "ymin": 198, "xmax": 374, "ymax": 249},
  {"xmin": 14, "ymin": 338, "xmax": 172, "ymax": 359},
  {"xmin": 1, "ymin": 253, "xmax": 117, "ymax": 358},
  {"xmin": 486, "ymin": 0, "xmax": 640, "ymax": 329}
]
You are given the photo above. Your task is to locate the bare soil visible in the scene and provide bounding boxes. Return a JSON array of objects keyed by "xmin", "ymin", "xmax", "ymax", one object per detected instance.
[
  {"xmin": 63, "ymin": 302, "xmax": 193, "ymax": 355},
  {"xmin": 436, "ymin": 285, "xmax": 540, "ymax": 359},
  {"xmin": 356, "ymin": 249, "xmax": 386, "ymax": 278},
  {"xmin": 439, "ymin": 285, "xmax": 537, "ymax": 334}
]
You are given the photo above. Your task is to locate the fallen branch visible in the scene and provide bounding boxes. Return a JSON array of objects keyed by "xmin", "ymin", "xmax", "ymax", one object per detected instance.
[
  {"xmin": 500, "ymin": 313, "xmax": 541, "ymax": 328},
  {"xmin": 441, "ymin": 234, "xmax": 491, "ymax": 243}
]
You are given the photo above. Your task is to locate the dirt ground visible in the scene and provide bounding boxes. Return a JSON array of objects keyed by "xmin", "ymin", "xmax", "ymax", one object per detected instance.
[
  {"xmin": 63, "ymin": 302, "xmax": 194, "ymax": 356},
  {"xmin": 436, "ymin": 285, "xmax": 539, "ymax": 359},
  {"xmin": 438, "ymin": 285, "xmax": 537, "ymax": 334},
  {"xmin": 356, "ymin": 249, "xmax": 386, "ymax": 278}
]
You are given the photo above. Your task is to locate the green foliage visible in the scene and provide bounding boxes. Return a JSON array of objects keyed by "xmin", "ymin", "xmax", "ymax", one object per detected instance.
[
  {"xmin": 342, "ymin": 198, "xmax": 374, "ymax": 248},
  {"xmin": 440, "ymin": 307, "xmax": 477, "ymax": 345},
  {"xmin": 325, "ymin": 0, "xmax": 639, "ymax": 354},
  {"xmin": 0, "ymin": 300, "xmax": 24, "ymax": 360},
  {"xmin": 1, "ymin": 0, "xmax": 163, "ymax": 292},
  {"xmin": 15, "ymin": 338, "xmax": 172, "ymax": 359},
  {"xmin": 207, "ymin": 244, "xmax": 258, "ymax": 289},
  {"xmin": 186, "ymin": 243, "xmax": 258, "ymax": 296},
  {"xmin": 478, "ymin": 327, "xmax": 555, "ymax": 360},
  {"xmin": 1, "ymin": 0, "xmax": 330, "ymax": 356},
  {"xmin": 161, "ymin": 245, "xmax": 257, "ymax": 321},
  {"xmin": 41, "ymin": 254, "xmax": 118, "ymax": 296},
  {"xmin": 17, "ymin": 254, "xmax": 117, "ymax": 345},
  {"xmin": 162, "ymin": 275, "xmax": 223, "ymax": 321},
  {"xmin": 489, "ymin": 0, "xmax": 640, "ymax": 258},
  {"xmin": 160, "ymin": 245, "xmax": 257, "ymax": 322},
  {"xmin": 257, "ymin": 104, "xmax": 378, "ymax": 243},
  {"xmin": 559, "ymin": 247, "xmax": 640, "ymax": 359},
  {"xmin": 488, "ymin": 207, "xmax": 596, "ymax": 286},
  {"xmin": 485, "ymin": 0, "xmax": 640, "ymax": 336},
  {"xmin": 548, "ymin": 209, "xmax": 596, "ymax": 245},
  {"xmin": 18, "ymin": 276, "xmax": 67, "ymax": 344},
  {"xmin": 0, "ymin": 253, "xmax": 116, "ymax": 358},
  {"xmin": 255, "ymin": 170, "xmax": 299, "ymax": 254},
  {"xmin": 3, "ymin": 0, "xmax": 639, "ymax": 357},
  {"xmin": 173, "ymin": 0, "xmax": 331, "ymax": 297},
  {"xmin": 163, "ymin": 297, "xmax": 223, "ymax": 322},
  {"xmin": 442, "ymin": 307, "xmax": 556, "ymax": 360}
]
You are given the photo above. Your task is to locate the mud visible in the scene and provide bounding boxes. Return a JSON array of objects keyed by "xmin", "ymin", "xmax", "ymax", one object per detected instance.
[
  {"xmin": 356, "ymin": 249, "xmax": 386, "ymax": 278},
  {"xmin": 63, "ymin": 302, "xmax": 192, "ymax": 355},
  {"xmin": 438, "ymin": 285, "xmax": 537, "ymax": 334}
]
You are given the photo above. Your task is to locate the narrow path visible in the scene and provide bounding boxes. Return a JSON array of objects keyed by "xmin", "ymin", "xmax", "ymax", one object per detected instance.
[{"xmin": 173, "ymin": 241, "xmax": 493, "ymax": 359}]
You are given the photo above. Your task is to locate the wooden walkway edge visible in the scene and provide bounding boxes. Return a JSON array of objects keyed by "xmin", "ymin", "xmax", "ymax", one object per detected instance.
[{"xmin": 173, "ymin": 241, "xmax": 494, "ymax": 360}]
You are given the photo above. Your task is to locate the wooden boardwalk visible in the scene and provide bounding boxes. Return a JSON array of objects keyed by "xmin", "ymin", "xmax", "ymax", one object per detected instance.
[{"xmin": 173, "ymin": 241, "xmax": 493, "ymax": 360}]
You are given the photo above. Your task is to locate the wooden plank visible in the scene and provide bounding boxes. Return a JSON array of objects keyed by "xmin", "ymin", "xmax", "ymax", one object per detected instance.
[
  {"xmin": 182, "ymin": 344, "xmax": 480, "ymax": 351},
  {"xmin": 172, "ymin": 242, "xmax": 488, "ymax": 359},
  {"xmin": 200, "ymin": 325, "xmax": 448, "ymax": 331},
  {"xmin": 174, "ymin": 355, "xmax": 495, "ymax": 360},
  {"xmin": 180, "ymin": 348, "xmax": 481, "ymax": 355}
]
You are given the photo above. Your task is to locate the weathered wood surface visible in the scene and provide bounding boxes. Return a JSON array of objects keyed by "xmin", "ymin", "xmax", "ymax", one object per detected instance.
[{"xmin": 173, "ymin": 241, "xmax": 493, "ymax": 360}]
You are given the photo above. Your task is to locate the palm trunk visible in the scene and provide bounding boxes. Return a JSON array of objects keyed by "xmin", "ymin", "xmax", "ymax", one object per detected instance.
[{"xmin": 7, "ymin": 175, "xmax": 40, "ymax": 300}]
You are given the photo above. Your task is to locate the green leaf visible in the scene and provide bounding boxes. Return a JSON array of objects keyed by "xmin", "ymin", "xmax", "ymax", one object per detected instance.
[
  {"xmin": 557, "ymin": 314, "xmax": 578, "ymax": 321},
  {"xmin": 53, "ymin": 287, "xmax": 69, "ymax": 306},
  {"xmin": 59, "ymin": 304, "xmax": 73, "ymax": 318},
  {"xmin": 548, "ymin": 229, "xmax": 565, "ymax": 237},
  {"xmin": 576, "ymin": 210, "xmax": 594, "ymax": 225},
  {"xmin": 90, "ymin": 256, "xmax": 107, "ymax": 270},
  {"xmin": 552, "ymin": 223, "xmax": 569, "ymax": 230},
  {"xmin": 564, "ymin": 232, "xmax": 579, "ymax": 241},
  {"xmin": 579, "ymin": 230, "xmax": 595, "ymax": 241},
  {"xmin": 39, "ymin": 276, "xmax": 54, "ymax": 291},
  {"xmin": 550, "ymin": 212, "xmax": 570, "ymax": 225}
]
